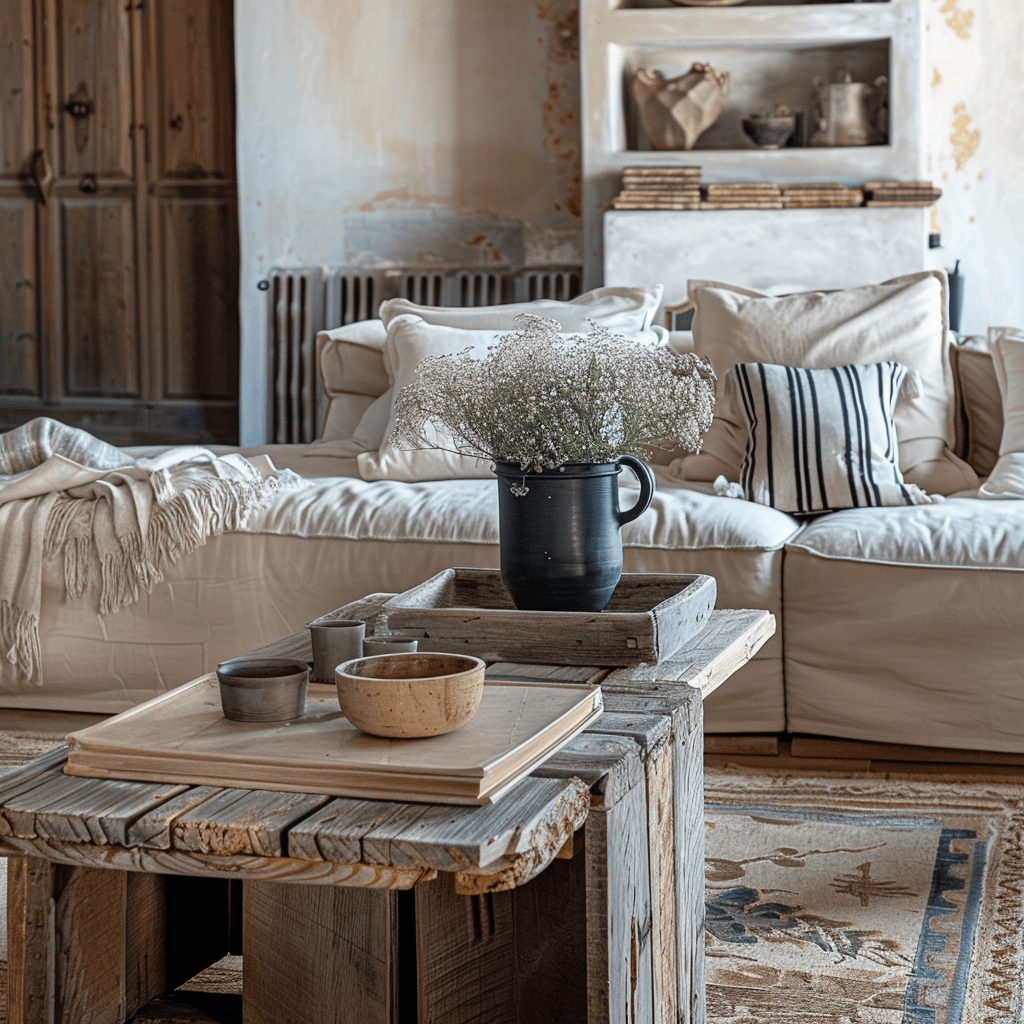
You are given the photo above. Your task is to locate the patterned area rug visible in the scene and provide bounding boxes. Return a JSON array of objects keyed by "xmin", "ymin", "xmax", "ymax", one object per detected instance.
[{"xmin": 704, "ymin": 768, "xmax": 1024, "ymax": 1024}]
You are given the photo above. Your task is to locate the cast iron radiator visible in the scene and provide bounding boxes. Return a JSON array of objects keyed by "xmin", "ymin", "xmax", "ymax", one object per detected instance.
[{"xmin": 266, "ymin": 265, "xmax": 582, "ymax": 443}]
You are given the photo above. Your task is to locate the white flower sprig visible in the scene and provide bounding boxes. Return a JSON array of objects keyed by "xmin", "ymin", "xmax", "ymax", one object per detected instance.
[{"xmin": 389, "ymin": 313, "xmax": 716, "ymax": 472}]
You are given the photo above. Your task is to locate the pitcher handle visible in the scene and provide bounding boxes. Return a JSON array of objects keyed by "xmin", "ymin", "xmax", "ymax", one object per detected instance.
[{"xmin": 617, "ymin": 455, "xmax": 656, "ymax": 526}]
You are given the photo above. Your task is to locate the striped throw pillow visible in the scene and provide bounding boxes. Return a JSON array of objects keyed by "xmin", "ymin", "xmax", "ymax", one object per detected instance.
[{"xmin": 731, "ymin": 361, "xmax": 925, "ymax": 514}]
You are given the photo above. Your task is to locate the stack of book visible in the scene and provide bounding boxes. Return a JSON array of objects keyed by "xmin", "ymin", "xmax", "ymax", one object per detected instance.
[
  {"xmin": 864, "ymin": 181, "xmax": 943, "ymax": 207},
  {"xmin": 781, "ymin": 183, "xmax": 864, "ymax": 208},
  {"xmin": 700, "ymin": 183, "xmax": 782, "ymax": 209},
  {"xmin": 611, "ymin": 166, "xmax": 703, "ymax": 210}
]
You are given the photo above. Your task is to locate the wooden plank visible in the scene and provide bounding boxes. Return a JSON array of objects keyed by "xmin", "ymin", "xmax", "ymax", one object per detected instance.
[
  {"xmin": 588, "ymin": 711, "xmax": 677, "ymax": 1024},
  {"xmin": 127, "ymin": 786, "xmax": 235, "ymax": 849},
  {"xmin": 1, "ymin": 773, "xmax": 188, "ymax": 845},
  {"xmin": 603, "ymin": 609, "xmax": 775, "ymax": 699},
  {"xmin": 6, "ymin": 857, "xmax": 56, "ymax": 1024},
  {"xmin": 286, "ymin": 797, "xmax": 415, "ymax": 864},
  {"xmin": 603, "ymin": 688, "xmax": 706, "ymax": 1024},
  {"xmin": 486, "ymin": 662, "xmax": 607, "ymax": 685},
  {"xmin": 361, "ymin": 776, "xmax": 589, "ymax": 873},
  {"xmin": 244, "ymin": 880, "xmax": 403, "ymax": 1024},
  {"xmin": 0, "ymin": 835, "xmax": 433, "ymax": 889},
  {"xmin": 585, "ymin": 774, "xmax": 654, "ymax": 1024},
  {"xmin": 704, "ymin": 734, "xmax": 779, "ymax": 756},
  {"xmin": 790, "ymin": 735, "xmax": 1024, "ymax": 765},
  {"xmin": 168, "ymin": 787, "xmax": 330, "ymax": 857},
  {"xmin": 415, "ymin": 875, "xmax": 516, "ymax": 1024},
  {"xmin": 530, "ymin": 733, "xmax": 645, "ymax": 808}
]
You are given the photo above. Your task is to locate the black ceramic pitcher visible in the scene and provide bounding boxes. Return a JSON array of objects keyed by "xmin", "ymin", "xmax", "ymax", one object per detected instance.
[{"xmin": 494, "ymin": 457, "xmax": 656, "ymax": 612}]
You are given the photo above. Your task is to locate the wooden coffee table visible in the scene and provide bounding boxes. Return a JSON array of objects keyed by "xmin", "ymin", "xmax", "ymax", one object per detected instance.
[{"xmin": 0, "ymin": 594, "xmax": 774, "ymax": 1024}]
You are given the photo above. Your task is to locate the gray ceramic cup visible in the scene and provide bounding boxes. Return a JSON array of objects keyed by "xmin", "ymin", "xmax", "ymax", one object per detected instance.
[
  {"xmin": 362, "ymin": 633, "xmax": 419, "ymax": 656},
  {"xmin": 216, "ymin": 657, "xmax": 309, "ymax": 723},
  {"xmin": 309, "ymin": 619, "xmax": 366, "ymax": 683}
]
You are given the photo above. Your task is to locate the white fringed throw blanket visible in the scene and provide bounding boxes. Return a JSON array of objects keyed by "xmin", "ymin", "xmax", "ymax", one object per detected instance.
[{"xmin": 0, "ymin": 418, "xmax": 306, "ymax": 685}]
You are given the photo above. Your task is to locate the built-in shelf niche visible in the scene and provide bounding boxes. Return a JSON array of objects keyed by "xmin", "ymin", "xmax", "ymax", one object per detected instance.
[{"xmin": 622, "ymin": 38, "xmax": 890, "ymax": 151}]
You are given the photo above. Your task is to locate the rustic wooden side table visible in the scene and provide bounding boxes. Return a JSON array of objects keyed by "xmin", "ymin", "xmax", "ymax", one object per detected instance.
[{"xmin": 0, "ymin": 595, "xmax": 774, "ymax": 1024}]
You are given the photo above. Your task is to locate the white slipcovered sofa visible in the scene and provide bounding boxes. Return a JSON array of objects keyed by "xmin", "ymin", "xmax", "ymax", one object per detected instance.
[{"xmin": 6, "ymin": 280, "xmax": 1024, "ymax": 757}]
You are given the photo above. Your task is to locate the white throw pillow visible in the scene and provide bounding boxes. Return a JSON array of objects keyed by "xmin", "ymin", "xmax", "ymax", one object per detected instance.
[
  {"xmin": 357, "ymin": 315, "xmax": 668, "ymax": 482},
  {"xmin": 378, "ymin": 284, "xmax": 663, "ymax": 333},
  {"xmin": 357, "ymin": 316, "xmax": 507, "ymax": 481},
  {"xmin": 679, "ymin": 271, "xmax": 978, "ymax": 497},
  {"xmin": 979, "ymin": 327, "xmax": 1024, "ymax": 499},
  {"xmin": 730, "ymin": 361, "xmax": 939, "ymax": 513}
]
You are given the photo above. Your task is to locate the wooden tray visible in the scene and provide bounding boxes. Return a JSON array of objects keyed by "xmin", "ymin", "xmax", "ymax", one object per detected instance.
[
  {"xmin": 383, "ymin": 568, "xmax": 717, "ymax": 667},
  {"xmin": 65, "ymin": 676, "xmax": 603, "ymax": 806}
]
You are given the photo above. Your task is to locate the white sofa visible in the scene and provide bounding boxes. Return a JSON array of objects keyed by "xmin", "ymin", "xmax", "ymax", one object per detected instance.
[{"xmin": 6, "ymin": 281, "xmax": 1024, "ymax": 757}]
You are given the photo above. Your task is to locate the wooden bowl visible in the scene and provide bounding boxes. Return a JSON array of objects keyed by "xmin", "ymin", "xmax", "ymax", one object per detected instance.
[{"xmin": 335, "ymin": 652, "xmax": 486, "ymax": 738}]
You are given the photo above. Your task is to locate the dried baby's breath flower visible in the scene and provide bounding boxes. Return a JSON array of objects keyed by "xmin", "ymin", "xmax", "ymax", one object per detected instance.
[{"xmin": 389, "ymin": 313, "xmax": 716, "ymax": 471}]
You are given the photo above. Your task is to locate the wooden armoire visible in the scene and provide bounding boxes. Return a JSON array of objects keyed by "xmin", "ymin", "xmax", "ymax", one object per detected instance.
[{"xmin": 1, "ymin": 0, "xmax": 239, "ymax": 445}]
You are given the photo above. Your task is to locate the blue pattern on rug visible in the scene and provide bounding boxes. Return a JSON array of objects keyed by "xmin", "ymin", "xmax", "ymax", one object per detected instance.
[{"xmin": 705, "ymin": 802, "xmax": 991, "ymax": 1023}]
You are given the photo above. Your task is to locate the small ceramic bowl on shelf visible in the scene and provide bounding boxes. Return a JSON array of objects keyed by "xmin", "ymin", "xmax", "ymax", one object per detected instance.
[
  {"xmin": 335, "ymin": 652, "xmax": 485, "ymax": 738},
  {"xmin": 741, "ymin": 115, "xmax": 797, "ymax": 149}
]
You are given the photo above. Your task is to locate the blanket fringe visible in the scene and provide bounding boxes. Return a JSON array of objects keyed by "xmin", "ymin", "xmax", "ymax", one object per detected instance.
[{"xmin": 1, "ymin": 599, "xmax": 41, "ymax": 685}]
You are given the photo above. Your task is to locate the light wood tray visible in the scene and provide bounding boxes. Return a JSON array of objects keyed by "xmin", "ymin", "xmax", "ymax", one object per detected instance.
[
  {"xmin": 64, "ymin": 675, "xmax": 603, "ymax": 806},
  {"xmin": 384, "ymin": 568, "xmax": 717, "ymax": 667}
]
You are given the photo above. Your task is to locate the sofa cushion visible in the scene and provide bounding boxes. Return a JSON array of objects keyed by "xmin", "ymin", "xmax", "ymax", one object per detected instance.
[
  {"xmin": 978, "ymin": 327, "xmax": 1024, "ymax": 499},
  {"xmin": 950, "ymin": 333, "xmax": 1003, "ymax": 477},
  {"xmin": 678, "ymin": 272, "xmax": 978, "ymax": 497},
  {"xmin": 786, "ymin": 497, "xmax": 1024, "ymax": 571},
  {"xmin": 729, "ymin": 360, "xmax": 936, "ymax": 513},
  {"xmin": 379, "ymin": 284, "xmax": 662, "ymax": 332},
  {"xmin": 313, "ymin": 320, "xmax": 391, "ymax": 449},
  {"xmin": 784, "ymin": 514, "xmax": 1024, "ymax": 752}
]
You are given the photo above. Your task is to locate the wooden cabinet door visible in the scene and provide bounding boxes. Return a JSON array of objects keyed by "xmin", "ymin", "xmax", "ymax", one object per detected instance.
[
  {"xmin": 0, "ymin": 0, "xmax": 238, "ymax": 445},
  {"xmin": 0, "ymin": 0, "xmax": 41, "ymax": 401}
]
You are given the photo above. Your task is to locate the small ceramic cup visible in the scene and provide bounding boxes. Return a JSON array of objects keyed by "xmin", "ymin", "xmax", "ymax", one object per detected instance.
[
  {"xmin": 216, "ymin": 657, "xmax": 309, "ymax": 723},
  {"xmin": 309, "ymin": 619, "xmax": 366, "ymax": 683},
  {"xmin": 362, "ymin": 632, "xmax": 419, "ymax": 656}
]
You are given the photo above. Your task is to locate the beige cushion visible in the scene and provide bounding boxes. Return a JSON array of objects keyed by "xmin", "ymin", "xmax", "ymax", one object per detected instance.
[
  {"xmin": 379, "ymin": 284, "xmax": 663, "ymax": 333},
  {"xmin": 951, "ymin": 334, "xmax": 1003, "ymax": 477},
  {"xmin": 678, "ymin": 271, "xmax": 978, "ymax": 496},
  {"xmin": 314, "ymin": 321, "xmax": 391, "ymax": 447},
  {"xmin": 978, "ymin": 327, "xmax": 1024, "ymax": 499}
]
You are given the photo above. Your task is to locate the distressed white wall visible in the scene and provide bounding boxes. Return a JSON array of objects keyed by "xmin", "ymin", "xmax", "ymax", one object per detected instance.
[
  {"xmin": 235, "ymin": 0, "xmax": 581, "ymax": 443},
  {"xmin": 923, "ymin": 0, "xmax": 1024, "ymax": 334}
]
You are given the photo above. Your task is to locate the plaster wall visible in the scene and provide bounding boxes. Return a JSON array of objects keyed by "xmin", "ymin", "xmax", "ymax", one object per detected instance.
[{"xmin": 923, "ymin": 0, "xmax": 1024, "ymax": 335}]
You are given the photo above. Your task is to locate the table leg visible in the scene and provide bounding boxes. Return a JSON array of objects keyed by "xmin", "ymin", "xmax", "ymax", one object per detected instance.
[{"xmin": 242, "ymin": 880, "xmax": 408, "ymax": 1024}]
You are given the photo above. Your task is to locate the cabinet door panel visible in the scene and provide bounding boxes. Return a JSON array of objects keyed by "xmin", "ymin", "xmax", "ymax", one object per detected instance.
[
  {"xmin": 0, "ymin": 0, "xmax": 39, "ymax": 398},
  {"xmin": 56, "ymin": 0, "xmax": 133, "ymax": 179},
  {"xmin": 159, "ymin": 194, "xmax": 238, "ymax": 400},
  {"xmin": 155, "ymin": 0, "xmax": 236, "ymax": 179},
  {"xmin": 0, "ymin": 199, "xmax": 39, "ymax": 395},
  {"xmin": 61, "ymin": 197, "xmax": 139, "ymax": 397}
]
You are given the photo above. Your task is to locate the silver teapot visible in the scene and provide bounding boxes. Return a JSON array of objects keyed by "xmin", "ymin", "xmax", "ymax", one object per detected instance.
[{"xmin": 809, "ymin": 72, "xmax": 887, "ymax": 147}]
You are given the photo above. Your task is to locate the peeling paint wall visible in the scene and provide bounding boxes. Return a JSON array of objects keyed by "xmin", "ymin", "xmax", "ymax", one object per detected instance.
[
  {"xmin": 924, "ymin": 0, "xmax": 1024, "ymax": 333},
  {"xmin": 236, "ymin": 0, "xmax": 582, "ymax": 441}
]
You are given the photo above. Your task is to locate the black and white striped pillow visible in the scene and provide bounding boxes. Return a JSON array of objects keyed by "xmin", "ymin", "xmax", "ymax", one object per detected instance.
[{"xmin": 731, "ymin": 361, "xmax": 919, "ymax": 514}]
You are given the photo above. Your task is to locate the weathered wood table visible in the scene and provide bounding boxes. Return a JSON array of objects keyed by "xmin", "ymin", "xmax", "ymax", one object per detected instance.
[{"xmin": 0, "ymin": 595, "xmax": 774, "ymax": 1024}]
